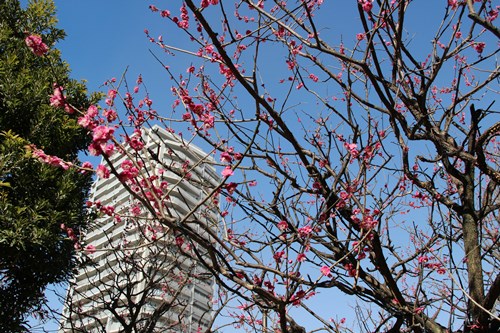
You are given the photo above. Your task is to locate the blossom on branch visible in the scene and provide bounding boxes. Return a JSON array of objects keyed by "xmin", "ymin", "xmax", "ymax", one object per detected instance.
[
  {"xmin": 221, "ymin": 165, "xmax": 234, "ymax": 177},
  {"xmin": 31, "ymin": 147, "xmax": 72, "ymax": 170},
  {"xmin": 25, "ymin": 34, "xmax": 48, "ymax": 56}
]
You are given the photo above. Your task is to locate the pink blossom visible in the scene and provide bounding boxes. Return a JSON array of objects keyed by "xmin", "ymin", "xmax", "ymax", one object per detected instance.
[
  {"xmin": 273, "ymin": 250, "xmax": 286, "ymax": 263},
  {"xmin": 344, "ymin": 263, "xmax": 357, "ymax": 277},
  {"xmin": 25, "ymin": 34, "xmax": 48, "ymax": 56},
  {"xmin": 290, "ymin": 290, "xmax": 306, "ymax": 306},
  {"xmin": 472, "ymin": 42, "xmax": 485, "ymax": 54},
  {"xmin": 77, "ymin": 114, "xmax": 93, "ymax": 129},
  {"xmin": 92, "ymin": 125, "xmax": 115, "ymax": 143},
  {"xmin": 80, "ymin": 161, "xmax": 93, "ymax": 172},
  {"xmin": 87, "ymin": 142, "xmax": 101, "ymax": 156},
  {"xmin": 101, "ymin": 143, "xmax": 115, "ymax": 157},
  {"xmin": 107, "ymin": 89, "xmax": 117, "ymax": 99},
  {"xmin": 130, "ymin": 204, "xmax": 142, "ymax": 216},
  {"xmin": 120, "ymin": 160, "xmax": 139, "ymax": 181},
  {"xmin": 359, "ymin": 0, "xmax": 373, "ymax": 12},
  {"xmin": 437, "ymin": 267, "xmax": 446, "ymax": 274},
  {"xmin": 225, "ymin": 182, "xmax": 238, "ymax": 195},
  {"xmin": 221, "ymin": 166, "xmax": 234, "ymax": 177},
  {"xmin": 356, "ymin": 33, "xmax": 366, "ymax": 41},
  {"xmin": 340, "ymin": 191, "xmax": 351, "ymax": 200},
  {"xmin": 488, "ymin": 9, "xmax": 498, "ymax": 21},
  {"xmin": 345, "ymin": 142, "xmax": 357, "ymax": 151},
  {"xmin": 298, "ymin": 225, "xmax": 313, "ymax": 238},
  {"xmin": 201, "ymin": 113, "xmax": 215, "ymax": 129},
  {"xmin": 96, "ymin": 164, "xmax": 110, "ymax": 179},
  {"xmin": 127, "ymin": 135, "xmax": 144, "ymax": 151},
  {"xmin": 414, "ymin": 306, "xmax": 425, "ymax": 314},
  {"xmin": 309, "ymin": 73, "xmax": 319, "ymax": 82},
  {"xmin": 448, "ymin": 0, "xmax": 459, "ymax": 10},
  {"xmin": 85, "ymin": 244, "xmax": 96, "ymax": 254},
  {"xmin": 32, "ymin": 147, "xmax": 72, "ymax": 169},
  {"xmin": 78, "ymin": 105, "xmax": 98, "ymax": 128},
  {"xmin": 49, "ymin": 86, "xmax": 67, "ymax": 109},
  {"xmin": 277, "ymin": 220, "xmax": 288, "ymax": 231},
  {"xmin": 297, "ymin": 253, "xmax": 306, "ymax": 262},
  {"xmin": 220, "ymin": 151, "xmax": 233, "ymax": 163},
  {"xmin": 103, "ymin": 108, "xmax": 117, "ymax": 122},
  {"xmin": 312, "ymin": 181, "xmax": 322, "ymax": 190},
  {"xmin": 320, "ymin": 265, "xmax": 331, "ymax": 277},
  {"xmin": 86, "ymin": 105, "xmax": 98, "ymax": 117},
  {"xmin": 344, "ymin": 142, "xmax": 359, "ymax": 159}
]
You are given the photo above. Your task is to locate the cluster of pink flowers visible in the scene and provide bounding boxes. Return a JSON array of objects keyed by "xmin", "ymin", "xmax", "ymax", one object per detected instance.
[
  {"xmin": 349, "ymin": 207, "xmax": 380, "ymax": 230},
  {"xmin": 220, "ymin": 148, "xmax": 239, "ymax": 177},
  {"xmin": 290, "ymin": 289, "xmax": 315, "ymax": 306},
  {"xmin": 273, "ymin": 250, "xmax": 286, "ymax": 263},
  {"xmin": 200, "ymin": 0, "xmax": 219, "ymax": 8},
  {"xmin": 129, "ymin": 204, "xmax": 142, "ymax": 216},
  {"xmin": 60, "ymin": 223, "xmax": 79, "ymax": 248},
  {"xmin": 119, "ymin": 159, "xmax": 140, "ymax": 182},
  {"xmin": 84, "ymin": 244, "xmax": 96, "ymax": 254},
  {"xmin": 88, "ymin": 125, "xmax": 115, "ymax": 156},
  {"xmin": 25, "ymin": 34, "xmax": 48, "ymax": 56},
  {"xmin": 471, "ymin": 41, "xmax": 486, "ymax": 54},
  {"xmin": 125, "ymin": 129, "xmax": 145, "ymax": 151},
  {"xmin": 297, "ymin": 225, "xmax": 313, "ymax": 238},
  {"xmin": 344, "ymin": 142, "xmax": 359, "ymax": 159},
  {"xmin": 49, "ymin": 85, "xmax": 73, "ymax": 114},
  {"xmin": 77, "ymin": 105, "xmax": 99, "ymax": 129},
  {"xmin": 359, "ymin": 0, "xmax": 373, "ymax": 12},
  {"xmin": 448, "ymin": 0, "xmax": 460, "ymax": 10},
  {"xmin": 225, "ymin": 182, "xmax": 238, "ymax": 195},
  {"xmin": 488, "ymin": 8, "xmax": 499, "ymax": 21},
  {"xmin": 96, "ymin": 164, "xmax": 110, "ymax": 179},
  {"xmin": 418, "ymin": 255, "xmax": 446, "ymax": 274},
  {"xmin": 320, "ymin": 265, "xmax": 332, "ymax": 277},
  {"xmin": 173, "ymin": 3, "xmax": 189, "ymax": 28},
  {"xmin": 277, "ymin": 220, "xmax": 288, "ymax": 231},
  {"xmin": 31, "ymin": 147, "xmax": 72, "ymax": 170},
  {"xmin": 344, "ymin": 263, "xmax": 357, "ymax": 277}
]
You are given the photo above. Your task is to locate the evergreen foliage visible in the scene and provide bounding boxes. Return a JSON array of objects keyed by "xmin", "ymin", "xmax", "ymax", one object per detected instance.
[{"xmin": 0, "ymin": 0, "xmax": 94, "ymax": 330}]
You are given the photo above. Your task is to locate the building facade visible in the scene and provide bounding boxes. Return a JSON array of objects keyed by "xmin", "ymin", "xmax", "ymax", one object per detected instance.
[{"xmin": 60, "ymin": 126, "xmax": 219, "ymax": 333}]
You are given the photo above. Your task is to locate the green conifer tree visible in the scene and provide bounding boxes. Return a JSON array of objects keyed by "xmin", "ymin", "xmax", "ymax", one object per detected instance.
[{"xmin": 0, "ymin": 1, "xmax": 94, "ymax": 330}]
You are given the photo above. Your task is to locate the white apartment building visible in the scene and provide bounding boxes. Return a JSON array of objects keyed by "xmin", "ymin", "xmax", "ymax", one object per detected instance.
[{"xmin": 60, "ymin": 125, "xmax": 220, "ymax": 333}]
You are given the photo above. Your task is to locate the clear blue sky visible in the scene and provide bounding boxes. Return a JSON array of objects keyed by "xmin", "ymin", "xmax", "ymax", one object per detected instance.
[{"xmin": 53, "ymin": 1, "xmax": 173, "ymax": 104}]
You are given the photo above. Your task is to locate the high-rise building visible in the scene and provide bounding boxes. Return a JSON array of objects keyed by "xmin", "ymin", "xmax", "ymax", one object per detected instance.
[{"xmin": 60, "ymin": 125, "xmax": 219, "ymax": 333}]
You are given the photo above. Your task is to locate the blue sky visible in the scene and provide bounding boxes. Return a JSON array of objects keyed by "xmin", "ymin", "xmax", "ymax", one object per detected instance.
[{"xmin": 53, "ymin": 1, "xmax": 170, "ymax": 102}]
